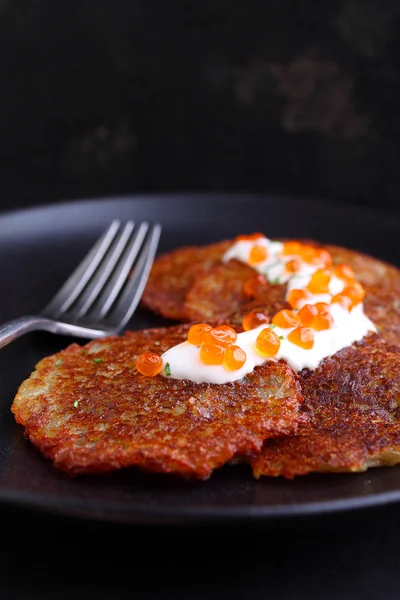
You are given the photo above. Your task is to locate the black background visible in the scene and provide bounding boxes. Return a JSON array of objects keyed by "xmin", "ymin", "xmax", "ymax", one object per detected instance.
[
  {"xmin": 2, "ymin": 2, "xmax": 400, "ymax": 599},
  {"xmin": 1, "ymin": 0, "xmax": 400, "ymax": 213}
]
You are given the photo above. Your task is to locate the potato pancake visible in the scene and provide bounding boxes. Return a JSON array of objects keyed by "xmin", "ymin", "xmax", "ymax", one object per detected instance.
[
  {"xmin": 12, "ymin": 325, "xmax": 303, "ymax": 479},
  {"xmin": 252, "ymin": 334, "xmax": 400, "ymax": 478}
]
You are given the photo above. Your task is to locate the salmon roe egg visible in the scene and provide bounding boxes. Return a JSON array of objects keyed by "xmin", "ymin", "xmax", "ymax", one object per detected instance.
[
  {"xmin": 298, "ymin": 304, "xmax": 318, "ymax": 326},
  {"xmin": 243, "ymin": 273, "xmax": 268, "ymax": 298},
  {"xmin": 333, "ymin": 264, "xmax": 355, "ymax": 281},
  {"xmin": 298, "ymin": 245, "xmax": 320, "ymax": 265},
  {"xmin": 288, "ymin": 327, "xmax": 315, "ymax": 350},
  {"xmin": 223, "ymin": 345, "xmax": 247, "ymax": 371},
  {"xmin": 236, "ymin": 232, "xmax": 264, "ymax": 242},
  {"xmin": 285, "ymin": 258, "xmax": 302, "ymax": 273},
  {"xmin": 187, "ymin": 323, "xmax": 213, "ymax": 346},
  {"xmin": 282, "ymin": 241, "xmax": 303, "ymax": 256},
  {"xmin": 255, "ymin": 328, "xmax": 281, "ymax": 357},
  {"xmin": 242, "ymin": 311, "xmax": 270, "ymax": 331},
  {"xmin": 307, "ymin": 269, "xmax": 331, "ymax": 294},
  {"xmin": 331, "ymin": 294, "xmax": 352, "ymax": 311},
  {"xmin": 287, "ymin": 288, "xmax": 313, "ymax": 309},
  {"xmin": 200, "ymin": 343, "xmax": 226, "ymax": 365},
  {"xmin": 136, "ymin": 352, "xmax": 164, "ymax": 377},
  {"xmin": 272, "ymin": 309, "xmax": 300, "ymax": 328},
  {"xmin": 249, "ymin": 244, "xmax": 268, "ymax": 264},
  {"xmin": 316, "ymin": 249, "xmax": 333, "ymax": 268},
  {"xmin": 214, "ymin": 325, "xmax": 238, "ymax": 344},
  {"xmin": 203, "ymin": 328, "xmax": 235, "ymax": 348},
  {"xmin": 342, "ymin": 282, "xmax": 365, "ymax": 307},
  {"xmin": 312, "ymin": 312, "xmax": 334, "ymax": 331},
  {"xmin": 315, "ymin": 302, "xmax": 330, "ymax": 313}
]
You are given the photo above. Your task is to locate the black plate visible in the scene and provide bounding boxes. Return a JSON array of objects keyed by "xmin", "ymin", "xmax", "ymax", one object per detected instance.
[{"xmin": 2, "ymin": 192, "xmax": 400, "ymax": 525}]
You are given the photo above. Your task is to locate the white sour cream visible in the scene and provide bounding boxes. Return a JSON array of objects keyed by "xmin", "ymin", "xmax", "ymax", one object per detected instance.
[
  {"xmin": 159, "ymin": 235, "xmax": 377, "ymax": 383},
  {"xmin": 161, "ymin": 325, "xmax": 268, "ymax": 384}
]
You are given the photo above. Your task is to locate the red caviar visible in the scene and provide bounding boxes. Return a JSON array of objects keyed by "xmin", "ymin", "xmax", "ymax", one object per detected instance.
[
  {"xmin": 315, "ymin": 302, "xmax": 330, "ymax": 313},
  {"xmin": 287, "ymin": 288, "xmax": 313, "ymax": 309},
  {"xmin": 341, "ymin": 281, "xmax": 365, "ymax": 307},
  {"xmin": 312, "ymin": 312, "xmax": 334, "ymax": 331},
  {"xmin": 200, "ymin": 343, "xmax": 226, "ymax": 365},
  {"xmin": 331, "ymin": 294, "xmax": 352, "ymax": 311},
  {"xmin": 236, "ymin": 232, "xmax": 264, "ymax": 242},
  {"xmin": 136, "ymin": 352, "xmax": 164, "ymax": 377},
  {"xmin": 288, "ymin": 327, "xmax": 315, "ymax": 350},
  {"xmin": 285, "ymin": 258, "xmax": 302, "ymax": 273},
  {"xmin": 243, "ymin": 273, "xmax": 268, "ymax": 298},
  {"xmin": 298, "ymin": 304, "xmax": 318, "ymax": 326},
  {"xmin": 242, "ymin": 311, "xmax": 270, "ymax": 331},
  {"xmin": 307, "ymin": 269, "xmax": 331, "ymax": 294},
  {"xmin": 187, "ymin": 323, "xmax": 213, "ymax": 346},
  {"xmin": 214, "ymin": 325, "xmax": 238, "ymax": 344},
  {"xmin": 334, "ymin": 264, "xmax": 355, "ymax": 281},
  {"xmin": 272, "ymin": 309, "xmax": 300, "ymax": 328},
  {"xmin": 223, "ymin": 345, "xmax": 247, "ymax": 371},
  {"xmin": 203, "ymin": 328, "xmax": 235, "ymax": 349},
  {"xmin": 255, "ymin": 328, "xmax": 281, "ymax": 357},
  {"xmin": 249, "ymin": 244, "xmax": 268, "ymax": 264},
  {"xmin": 282, "ymin": 241, "xmax": 302, "ymax": 256}
]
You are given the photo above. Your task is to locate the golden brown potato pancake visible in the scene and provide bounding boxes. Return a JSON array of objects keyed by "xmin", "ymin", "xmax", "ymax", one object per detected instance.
[
  {"xmin": 252, "ymin": 334, "xmax": 400, "ymax": 478},
  {"xmin": 12, "ymin": 325, "xmax": 303, "ymax": 479}
]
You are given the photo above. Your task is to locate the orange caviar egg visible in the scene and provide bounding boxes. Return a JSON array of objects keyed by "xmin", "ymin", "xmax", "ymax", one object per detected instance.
[
  {"xmin": 223, "ymin": 345, "xmax": 247, "ymax": 371},
  {"xmin": 187, "ymin": 323, "xmax": 213, "ymax": 346},
  {"xmin": 285, "ymin": 258, "xmax": 302, "ymax": 273},
  {"xmin": 200, "ymin": 343, "xmax": 226, "ymax": 365},
  {"xmin": 249, "ymin": 244, "xmax": 268, "ymax": 264},
  {"xmin": 298, "ymin": 245, "xmax": 320, "ymax": 264},
  {"xmin": 236, "ymin": 232, "xmax": 264, "ymax": 242},
  {"xmin": 203, "ymin": 328, "xmax": 235, "ymax": 349},
  {"xmin": 331, "ymin": 294, "xmax": 352, "ymax": 311},
  {"xmin": 316, "ymin": 249, "xmax": 333, "ymax": 268},
  {"xmin": 214, "ymin": 325, "xmax": 238, "ymax": 344},
  {"xmin": 312, "ymin": 311, "xmax": 334, "ymax": 331},
  {"xmin": 298, "ymin": 304, "xmax": 318, "ymax": 326},
  {"xmin": 315, "ymin": 302, "xmax": 330, "ymax": 313},
  {"xmin": 341, "ymin": 281, "xmax": 365, "ymax": 307},
  {"xmin": 307, "ymin": 269, "xmax": 331, "ymax": 294},
  {"xmin": 136, "ymin": 352, "xmax": 164, "ymax": 377},
  {"xmin": 288, "ymin": 327, "xmax": 315, "ymax": 350},
  {"xmin": 242, "ymin": 311, "xmax": 270, "ymax": 331},
  {"xmin": 255, "ymin": 328, "xmax": 281, "ymax": 357},
  {"xmin": 243, "ymin": 273, "xmax": 268, "ymax": 298},
  {"xmin": 333, "ymin": 263, "xmax": 355, "ymax": 281},
  {"xmin": 287, "ymin": 288, "xmax": 313, "ymax": 309},
  {"xmin": 282, "ymin": 241, "xmax": 302, "ymax": 256},
  {"xmin": 272, "ymin": 309, "xmax": 300, "ymax": 328}
]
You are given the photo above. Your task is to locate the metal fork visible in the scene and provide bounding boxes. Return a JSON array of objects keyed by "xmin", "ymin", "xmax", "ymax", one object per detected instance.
[{"xmin": 0, "ymin": 219, "xmax": 161, "ymax": 349}]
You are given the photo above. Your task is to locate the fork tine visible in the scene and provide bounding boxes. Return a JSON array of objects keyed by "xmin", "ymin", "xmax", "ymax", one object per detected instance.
[
  {"xmin": 41, "ymin": 219, "xmax": 121, "ymax": 318},
  {"xmin": 88, "ymin": 222, "xmax": 149, "ymax": 321},
  {"xmin": 70, "ymin": 220, "xmax": 135, "ymax": 320},
  {"xmin": 104, "ymin": 223, "xmax": 161, "ymax": 329}
]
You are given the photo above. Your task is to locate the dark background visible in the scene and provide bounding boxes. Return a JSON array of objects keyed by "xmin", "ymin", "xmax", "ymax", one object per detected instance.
[
  {"xmin": 2, "ymin": 2, "xmax": 400, "ymax": 599},
  {"xmin": 1, "ymin": 0, "xmax": 400, "ymax": 213}
]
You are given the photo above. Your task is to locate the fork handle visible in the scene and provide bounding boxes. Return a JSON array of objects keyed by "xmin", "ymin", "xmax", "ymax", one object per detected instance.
[{"xmin": 0, "ymin": 316, "xmax": 57, "ymax": 349}]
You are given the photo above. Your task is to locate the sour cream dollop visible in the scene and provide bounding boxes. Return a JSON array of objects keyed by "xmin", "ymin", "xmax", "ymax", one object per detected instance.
[{"xmin": 154, "ymin": 234, "xmax": 377, "ymax": 383}]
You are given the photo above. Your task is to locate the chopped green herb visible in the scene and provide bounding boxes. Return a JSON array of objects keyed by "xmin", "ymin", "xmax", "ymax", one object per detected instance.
[
  {"xmin": 269, "ymin": 324, "xmax": 276, "ymax": 330},
  {"xmin": 279, "ymin": 335, "xmax": 284, "ymax": 340},
  {"xmin": 93, "ymin": 358, "xmax": 103, "ymax": 364},
  {"xmin": 271, "ymin": 277, "xmax": 281, "ymax": 285},
  {"xmin": 81, "ymin": 350, "xmax": 87, "ymax": 355},
  {"xmin": 73, "ymin": 400, "xmax": 79, "ymax": 409},
  {"xmin": 55, "ymin": 359, "xmax": 63, "ymax": 366},
  {"xmin": 165, "ymin": 362, "xmax": 171, "ymax": 377}
]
